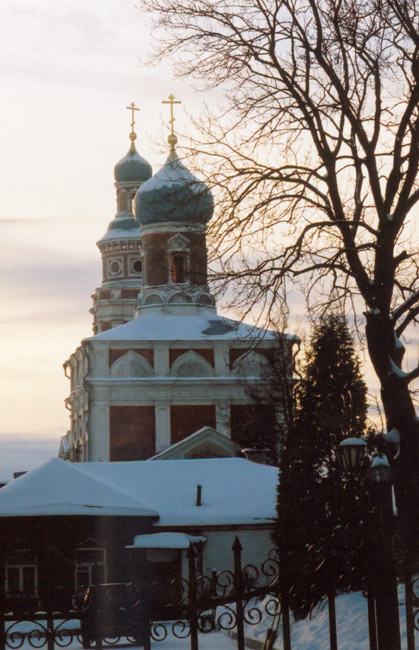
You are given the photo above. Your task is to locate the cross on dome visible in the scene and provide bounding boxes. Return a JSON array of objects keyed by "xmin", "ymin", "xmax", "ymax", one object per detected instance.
[
  {"xmin": 126, "ymin": 102, "xmax": 140, "ymax": 144},
  {"xmin": 162, "ymin": 94, "xmax": 182, "ymax": 151}
]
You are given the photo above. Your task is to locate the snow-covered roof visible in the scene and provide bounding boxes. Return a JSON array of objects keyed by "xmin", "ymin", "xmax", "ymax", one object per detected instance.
[
  {"xmin": 0, "ymin": 459, "xmax": 158, "ymax": 518},
  {"xmin": 89, "ymin": 309, "xmax": 286, "ymax": 343},
  {"xmin": 0, "ymin": 457, "xmax": 278, "ymax": 525},
  {"xmin": 128, "ymin": 533, "xmax": 206, "ymax": 549},
  {"xmin": 98, "ymin": 226, "xmax": 141, "ymax": 243}
]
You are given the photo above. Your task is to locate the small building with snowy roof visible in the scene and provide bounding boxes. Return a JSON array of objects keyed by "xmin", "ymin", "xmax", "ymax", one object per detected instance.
[
  {"xmin": 62, "ymin": 108, "xmax": 297, "ymax": 464},
  {"xmin": 0, "ymin": 457, "xmax": 277, "ymax": 611}
]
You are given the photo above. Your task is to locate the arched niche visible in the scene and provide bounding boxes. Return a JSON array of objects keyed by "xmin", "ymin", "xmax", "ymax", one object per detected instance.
[
  {"xmin": 231, "ymin": 350, "xmax": 270, "ymax": 377},
  {"xmin": 168, "ymin": 291, "xmax": 193, "ymax": 304},
  {"xmin": 170, "ymin": 350, "xmax": 214, "ymax": 377},
  {"xmin": 142, "ymin": 293, "xmax": 164, "ymax": 306},
  {"xmin": 110, "ymin": 350, "xmax": 154, "ymax": 378}
]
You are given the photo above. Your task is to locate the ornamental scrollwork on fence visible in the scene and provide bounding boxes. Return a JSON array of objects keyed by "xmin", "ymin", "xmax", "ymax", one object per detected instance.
[
  {"xmin": 0, "ymin": 546, "xmax": 286, "ymax": 650},
  {"xmin": 412, "ymin": 574, "xmax": 419, "ymax": 632},
  {"xmin": 3, "ymin": 618, "xmax": 81, "ymax": 650}
]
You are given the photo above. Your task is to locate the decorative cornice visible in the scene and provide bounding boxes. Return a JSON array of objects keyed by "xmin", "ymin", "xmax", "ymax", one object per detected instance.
[
  {"xmin": 99, "ymin": 240, "xmax": 142, "ymax": 253},
  {"xmin": 140, "ymin": 221, "xmax": 206, "ymax": 236},
  {"xmin": 136, "ymin": 285, "xmax": 215, "ymax": 310}
]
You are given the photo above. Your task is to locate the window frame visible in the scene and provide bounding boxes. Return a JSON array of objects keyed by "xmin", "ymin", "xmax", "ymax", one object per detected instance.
[
  {"xmin": 74, "ymin": 546, "xmax": 107, "ymax": 591},
  {"xmin": 5, "ymin": 549, "xmax": 37, "ymax": 597}
]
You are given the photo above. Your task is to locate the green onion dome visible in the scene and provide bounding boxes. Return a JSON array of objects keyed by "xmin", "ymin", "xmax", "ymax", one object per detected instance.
[
  {"xmin": 114, "ymin": 143, "xmax": 152, "ymax": 183},
  {"xmin": 135, "ymin": 148, "xmax": 214, "ymax": 227}
]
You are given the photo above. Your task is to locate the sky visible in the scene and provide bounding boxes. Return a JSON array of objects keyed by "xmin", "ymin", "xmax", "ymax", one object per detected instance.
[
  {"xmin": 0, "ymin": 0, "xmax": 404, "ymax": 480},
  {"xmin": 0, "ymin": 0, "xmax": 222, "ymax": 479}
]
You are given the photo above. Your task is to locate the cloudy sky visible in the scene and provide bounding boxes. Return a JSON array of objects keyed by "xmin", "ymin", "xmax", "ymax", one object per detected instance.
[
  {"xmin": 0, "ymin": 0, "xmax": 214, "ymax": 479},
  {"xmin": 0, "ymin": 0, "xmax": 400, "ymax": 481}
]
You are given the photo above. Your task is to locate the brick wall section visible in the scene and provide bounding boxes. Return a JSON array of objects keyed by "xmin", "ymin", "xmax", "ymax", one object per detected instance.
[
  {"xmin": 187, "ymin": 232, "xmax": 208, "ymax": 286},
  {"xmin": 142, "ymin": 232, "xmax": 208, "ymax": 287},
  {"xmin": 109, "ymin": 405, "xmax": 156, "ymax": 460},
  {"xmin": 230, "ymin": 404, "xmax": 276, "ymax": 448},
  {"xmin": 169, "ymin": 348, "xmax": 215, "ymax": 367},
  {"xmin": 120, "ymin": 290, "xmax": 140, "ymax": 299},
  {"xmin": 170, "ymin": 405, "xmax": 216, "ymax": 444},
  {"xmin": 143, "ymin": 233, "xmax": 170, "ymax": 286}
]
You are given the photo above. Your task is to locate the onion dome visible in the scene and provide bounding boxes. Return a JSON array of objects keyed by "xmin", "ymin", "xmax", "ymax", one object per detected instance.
[
  {"xmin": 99, "ymin": 213, "xmax": 140, "ymax": 243},
  {"xmin": 135, "ymin": 140, "xmax": 213, "ymax": 227},
  {"xmin": 114, "ymin": 141, "xmax": 152, "ymax": 183}
]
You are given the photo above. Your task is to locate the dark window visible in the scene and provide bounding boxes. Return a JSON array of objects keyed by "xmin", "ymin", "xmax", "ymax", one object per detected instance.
[
  {"xmin": 75, "ymin": 548, "xmax": 106, "ymax": 590},
  {"xmin": 110, "ymin": 406, "xmax": 156, "ymax": 460},
  {"xmin": 109, "ymin": 260, "xmax": 122, "ymax": 275},
  {"xmin": 170, "ymin": 405, "xmax": 216, "ymax": 444},
  {"xmin": 132, "ymin": 260, "xmax": 142, "ymax": 274},
  {"xmin": 171, "ymin": 255, "xmax": 186, "ymax": 283},
  {"xmin": 6, "ymin": 549, "xmax": 37, "ymax": 596},
  {"xmin": 23, "ymin": 567, "xmax": 36, "ymax": 595},
  {"xmin": 6, "ymin": 567, "xmax": 20, "ymax": 595}
]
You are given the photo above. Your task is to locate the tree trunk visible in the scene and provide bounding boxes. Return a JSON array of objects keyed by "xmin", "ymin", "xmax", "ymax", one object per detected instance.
[{"xmin": 365, "ymin": 312, "xmax": 419, "ymax": 557}]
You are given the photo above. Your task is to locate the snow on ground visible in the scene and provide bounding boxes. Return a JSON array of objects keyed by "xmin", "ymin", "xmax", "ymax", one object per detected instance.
[
  {"xmin": 244, "ymin": 589, "xmax": 416, "ymax": 650},
  {"xmin": 7, "ymin": 588, "xmax": 417, "ymax": 650},
  {"xmin": 12, "ymin": 631, "xmax": 237, "ymax": 650}
]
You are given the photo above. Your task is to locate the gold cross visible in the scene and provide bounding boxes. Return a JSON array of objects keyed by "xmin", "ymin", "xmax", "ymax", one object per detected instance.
[
  {"xmin": 126, "ymin": 102, "xmax": 140, "ymax": 136},
  {"xmin": 162, "ymin": 94, "xmax": 182, "ymax": 136}
]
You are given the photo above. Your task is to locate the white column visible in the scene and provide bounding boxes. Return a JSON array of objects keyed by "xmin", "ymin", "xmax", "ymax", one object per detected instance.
[
  {"xmin": 89, "ymin": 403, "xmax": 109, "ymax": 461},
  {"xmin": 216, "ymin": 402, "xmax": 231, "ymax": 438},
  {"xmin": 90, "ymin": 342, "xmax": 109, "ymax": 377},
  {"xmin": 155, "ymin": 401, "xmax": 171, "ymax": 452},
  {"xmin": 154, "ymin": 343, "xmax": 169, "ymax": 376},
  {"xmin": 214, "ymin": 343, "xmax": 229, "ymax": 376}
]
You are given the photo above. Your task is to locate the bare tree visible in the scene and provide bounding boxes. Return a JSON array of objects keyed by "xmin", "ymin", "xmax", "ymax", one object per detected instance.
[{"xmin": 139, "ymin": 0, "xmax": 419, "ymax": 549}]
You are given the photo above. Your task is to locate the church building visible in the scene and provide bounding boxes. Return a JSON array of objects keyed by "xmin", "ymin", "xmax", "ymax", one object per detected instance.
[
  {"xmin": 61, "ymin": 99, "xmax": 296, "ymax": 464},
  {"xmin": 0, "ymin": 101, "xmax": 296, "ymax": 609}
]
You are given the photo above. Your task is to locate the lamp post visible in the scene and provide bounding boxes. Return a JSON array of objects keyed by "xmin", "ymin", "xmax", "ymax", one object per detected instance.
[{"xmin": 336, "ymin": 439, "xmax": 401, "ymax": 650}]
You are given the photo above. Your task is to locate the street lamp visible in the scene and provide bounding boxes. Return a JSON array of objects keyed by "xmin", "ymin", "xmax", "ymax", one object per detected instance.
[
  {"xmin": 336, "ymin": 437, "xmax": 367, "ymax": 472},
  {"xmin": 336, "ymin": 439, "xmax": 401, "ymax": 650}
]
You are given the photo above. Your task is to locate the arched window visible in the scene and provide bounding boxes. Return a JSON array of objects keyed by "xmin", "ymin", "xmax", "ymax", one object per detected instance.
[{"xmin": 171, "ymin": 254, "xmax": 187, "ymax": 283}]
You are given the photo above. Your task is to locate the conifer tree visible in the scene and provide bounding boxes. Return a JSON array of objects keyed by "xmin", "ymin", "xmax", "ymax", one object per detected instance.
[
  {"xmin": 298, "ymin": 313, "xmax": 367, "ymax": 459},
  {"xmin": 274, "ymin": 314, "xmax": 369, "ymax": 619}
]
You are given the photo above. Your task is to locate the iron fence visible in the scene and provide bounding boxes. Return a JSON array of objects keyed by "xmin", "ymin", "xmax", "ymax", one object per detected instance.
[{"xmin": 0, "ymin": 538, "xmax": 417, "ymax": 650}]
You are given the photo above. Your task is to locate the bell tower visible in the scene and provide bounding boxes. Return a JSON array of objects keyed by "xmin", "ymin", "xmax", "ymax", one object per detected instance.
[
  {"xmin": 91, "ymin": 104, "xmax": 153, "ymax": 333},
  {"xmin": 134, "ymin": 95, "xmax": 215, "ymax": 314}
]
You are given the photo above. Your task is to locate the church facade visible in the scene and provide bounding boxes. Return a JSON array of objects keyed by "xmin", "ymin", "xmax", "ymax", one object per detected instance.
[
  {"xmin": 0, "ymin": 104, "xmax": 294, "ymax": 610},
  {"xmin": 61, "ymin": 104, "xmax": 296, "ymax": 464}
]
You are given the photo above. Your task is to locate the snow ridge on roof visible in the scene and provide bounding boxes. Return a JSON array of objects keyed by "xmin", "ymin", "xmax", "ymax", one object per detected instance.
[{"xmin": 90, "ymin": 310, "xmax": 282, "ymax": 343}]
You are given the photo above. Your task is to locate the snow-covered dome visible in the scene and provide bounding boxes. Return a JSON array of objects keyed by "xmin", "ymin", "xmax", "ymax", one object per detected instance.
[
  {"xmin": 98, "ymin": 213, "xmax": 141, "ymax": 243},
  {"xmin": 114, "ymin": 143, "xmax": 152, "ymax": 183},
  {"xmin": 135, "ymin": 148, "xmax": 214, "ymax": 227}
]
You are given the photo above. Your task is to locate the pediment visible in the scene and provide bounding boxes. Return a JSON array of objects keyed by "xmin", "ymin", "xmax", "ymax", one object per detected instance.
[
  {"xmin": 231, "ymin": 350, "xmax": 269, "ymax": 377},
  {"xmin": 167, "ymin": 233, "xmax": 190, "ymax": 252},
  {"xmin": 150, "ymin": 426, "xmax": 241, "ymax": 460},
  {"xmin": 110, "ymin": 350, "xmax": 154, "ymax": 378},
  {"xmin": 170, "ymin": 350, "xmax": 214, "ymax": 377}
]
